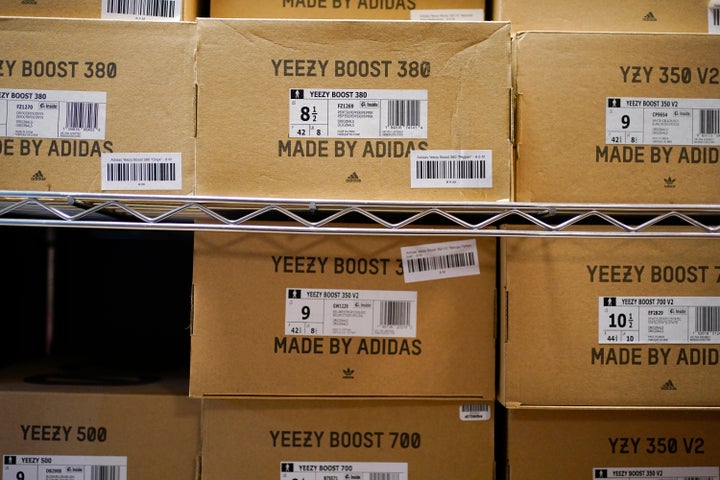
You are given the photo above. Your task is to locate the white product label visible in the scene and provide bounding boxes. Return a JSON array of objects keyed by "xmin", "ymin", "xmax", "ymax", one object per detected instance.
[
  {"xmin": 459, "ymin": 404, "xmax": 491, "ymax": 421},
  {"xmin": 101, "ymin": 0, "xmax": 182, "ymax": 21},
  {"xmin": 289, "ymin": 88, "xmax": 428, "ymax": 139},
  {"xmin": 101, "ymin": 152, "xmax": 182, "ymax": 190},
  {"xmin": 286, "ymin": 288, "xmax": 417, "ymax": 338},
  {"xmin": 710, "ymin": 0, "xmax": 720, "ymax": 33},
  {"xmin": 598, "ymin": 296, "xmax": 720, "ymax": 344},
  {"xmin": 410, "ymin": 9, "xmax": 485, "ymax": 20},
  {"xmin": 401, "ymin": 239, "xmax": 480, "ymax": 283},
  {"xmin": 606, "ymin": 97, "xmax": 720, "ymax": 146},
  {"xmin": 411, "ymin": 150, "xmax": 492, "ymax": 188},
  {"xmin": 0, "ymin": 89, "xmax": 106, "ymax": 140},
  {"xmin": 280, "ymin": 462, "xmax": 407, "ymax": 480},
  {"xmin": 593, "ymin": 466, "xmax": 718, "ymax": 479},
  {"xmin": 3, "ymin": 455, "xmax": 127, "ymax": 480}
]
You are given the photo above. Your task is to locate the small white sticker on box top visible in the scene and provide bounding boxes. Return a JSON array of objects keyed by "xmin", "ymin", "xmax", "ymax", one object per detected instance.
[
  {"xmin": 459, "ymin": 404, "xmax": 491, "ymax": 421},
  {"xmin": 593, "ymin": 466, "xmax": 718, "ymax": 479},
  {"xmin": 0, "ymin": 89, "xmax": 106, "ymax": 140},
  {"xmin": 102, "ymin": 152, "xmax": 182, "ymax": 190},
  {"xmin": 402, "ymin": 239, "xmax": 480, "ymax": 283},
  {"xmin": 410, "ymin": 9, "xmax": 485, "ymax": 21},
  {"xmin": 599, "ymin": 296, "xmax": 720, "ymax": 344},
  {"xmin": 281, "ymin": 462, "xmax": 408, "ymax": 480},
  {"xmin": 3, "ymin": 454, "xmax": 127, "ymax": 480},
  {"xmin": 289, "ymin": 88, "xmax": 427, "ymax": 139},
  {"xmin": 411, "ymin": 150, "xmax": 492, "ymax": 188},
  {"xmin": 286, "ymin": 288, "xmax": 418, "ymax": 338},
  {"xmin": 710, "ymin": 0, "xmax": 720, "ymax": 33},
  {"xmin": 102, "ymin": 0, "xmax": 182, "ymax": 21}
]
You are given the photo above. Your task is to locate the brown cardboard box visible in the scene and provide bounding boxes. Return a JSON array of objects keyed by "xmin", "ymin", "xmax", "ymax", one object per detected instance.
[
  {"xmin": 190, "ymin": 230, "xmax": 497, "ymax": 398},
  {"xmin": 507, "ymin": 407, "xmax": 720, "ymax": 479},
  {"xmin": 0, "ymin": 362, "xmax": 200, "ymax": 480},
  {"xmin": 0, "ymin": 0, "xmax": 199, "ymax": 20},
  {"xmin": 499, "ymin": 227, "xmax": 720, "ymax": 407},
  {"xmin": 210, "ymin": 0, "xmax": 484, "ymax": 20},
  {"xmin": 201, "ymin": 398, "xmax": 494, "ymax": 480},
  {"xmin": 0, "ymin": 18, "xmax": 196, "ymax": 194},
  {"xmin": 513, "ymin": 31, "xmax": 720, "ymax": 204},
  {"xmin": 493, "ymin": 0, "xmax": 716, "ymax": 33},
  {"xmin": 195, "ymin": 18, "xmax": 512, "ymax": 202}
]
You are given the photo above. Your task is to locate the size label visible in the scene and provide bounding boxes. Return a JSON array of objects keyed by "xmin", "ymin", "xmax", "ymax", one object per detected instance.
[
  {"xmin": 289, "ymin": 88, "xmax": 427, "ymax": 139},
  {"xmin": 3, "ymin": 455, "xmax": 127, "ymax": 480},
  {"xmin": 0, "ymin": 89, "xmax": 107, "ymax": 140},
  {"xmin": 599, "ymin": 296, "xmax": 720, "ymax": 344},
  {"xmin": 459, "ymin": 404, "xmax": 491, "ymax": 421},
  {"xmin": 102, "ymin": 152, "xmax": 182, "ymax": 190},
  {"xmin": 280, "ymin": 462, "xmax": 407, "ymax": 480},
  {"xmin": 410, "ymin": 9, "xmax": 485, "ymax": 20},
  {"xmin": 606, "ymin": 97, "xmax": 720, "ymax": 146},
  {"xmin": 101, "ymin": 0, "xmax": 182, "ymax": 21},
  {"xmin": 401, "ymin": 239, "xmax": 480, "ymax": 283},
  {"xmin": 411, "ymin": 150, "xmax": 492, "ymax": 189},
  {"xmin": 593, "ymin": 466, "xmax": 718, "ymax": 479},
  {"xmin": 286, "ymin": 288, "xmax": 417, "ymax": 338}
]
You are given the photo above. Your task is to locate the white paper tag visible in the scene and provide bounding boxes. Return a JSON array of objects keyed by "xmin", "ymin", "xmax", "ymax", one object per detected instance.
[
  {"xmin": 281, "ymin": 462, "xmax": 408, "ymax": 480},
  {"xmin": 101, "ymin": 0, "xmax": 182, "ymax": 21},
  {"xmin": 459, "ymin": 404, "xmax": 491, "ymax": 421},
  {"xmin": 101, "ymin": 152, "xmax": 182, "ymax": 190},
  {"xmin": 411, "ymin": 150, "xmax": 492, "ymax": 188},
  {"xmin": 0, "ymin": 89, "xmax": 106, "ymax": 140},
  {"xmin": 289, "ymin": 88, "xmax": 428, "ymax": 139},
  {"xmin": 410, "ymin": 9, "xmax": 485, "ymax": 21},
  {"xmin": 709, "ymin": 0, "xmax": 720, "ymax": 33},
  {"xmin": 402, "ymin": 240, "xmax": 480, "ymax": 283},
  {"xmin": 286, "ymin": 288, "xmax": 417, "ymax": 338},
  {"xmin": 593, "ymin": 466, "xmax": 718, "ymax": 479},
  {"xmin": 599, "ymin": 296, "xmax": 720, "ymax": 344},
  {"xmin": 3, "ymin": 455, "xmax": 128, "ymax": 480}
]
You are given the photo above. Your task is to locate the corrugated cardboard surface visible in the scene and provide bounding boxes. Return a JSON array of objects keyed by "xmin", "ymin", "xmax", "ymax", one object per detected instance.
[
  {"xmin": 0, "ymin": 362, "xmax": 200, "ymax": 480},
  {"xmin": 190, "ymin": 231, "xmax": 497, "ymax": 398},
  {"xmin": 0, "ymin": 0, "xmax": 199, "ymax": 19},
  {"xmin": 0, "ymin": 18, "xmax": 196, "ymax": 194},
  {"xmin": 499, "ymin": 227, "xmax": 720, "ymax": 407},
  {"xmin": 513, "ymin": 31, "xmax": 720, "ymax": 204},
  {"xmin": 201, "ymin": 398, "xmax": 494, "ymax": 480},
  {"xmin": 210, "ymin": 0, "xmax": 484, "ymax": 20},
  {"xmin": 507, "ymin": 407, "xmax": 720, "ymax": 479},
  {"xmin": 493, "ymin": 0, "xmax": 712, "ymax": 33},
  {"xmin": 196, "ymin": 18, "xmax": 512, "ymax": 202}
]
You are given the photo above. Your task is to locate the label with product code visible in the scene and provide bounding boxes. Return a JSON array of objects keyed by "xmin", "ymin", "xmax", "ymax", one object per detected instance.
[
  {"xmin": 411, "ymin": 150, "xmax": 492, "ymax": 189},
  {"xmin": 459, "ymin": 404, "xmax": 491, "ymax": 421},
  {"xmin": 593, "ymin": 466, "xmax": 718, "ymax": 479},
  {"xmin": 599, "ymin": 296, "xmax": 720, "ymax": 344},
  {"xmin": 3, "ymin": 454, "xmax": 127, "ymax": 480},
  {"xmin": 401, "ymin": 239, "xmax": 480, "ymax": 283},
  {"xmin": 286, "ymin": 288, "xmax": 417, "ymax": 338},
  {"xmin": 101, "ymin": 0, "xmax": 182, "ymax": 21},
  {"xmin": 606, "ymin": 97, "xmax": 720, "ymax": 146},
  {"xmin": 101, "ymin": 152, "xmax": 182, "ymax": 190},
  {"xmin": 410, "ymin": 9, "xmax": 485, "ymax": 20},
  {"xmin": 280, "ymin": 461, "xmax": 407, "ymax": 480},
  {"xmin": 710, "ymin": 0, "xmax": 720, "ymax": 33},
  {"xmin": 289, "ymin": 88, "xmax": 427, "ymax": 139},
  {"xmin": 0, "ymin": 89, "xmax": 106, "ymax": 140}
]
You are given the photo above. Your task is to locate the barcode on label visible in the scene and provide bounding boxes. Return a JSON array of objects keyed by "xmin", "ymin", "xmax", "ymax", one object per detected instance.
[
  {"xmin": 105, "ymin": 0, "xmax": 176, "ymax": 17},
  {"xmin": 414, "ymin": 159, "xmax": 486, "ymax": 180},
  {"xmin": 406, "ymin": 252, "xmax": 476, "ymax": 273},
  {"xmin": 91, "ymin": 465, "xmax": 120, "ymax": 480},
  {"xmin": 369, "ymin": 474, "xmax": 401, "ymax": 480},
  {"xmin": 700, "ymin": 109, "xmax": 720, "ymax": 134},
  {"xmin": 712, "ymin": 7, "xmax": 720, "ymax": 26},
  {"xmin": 682, "ymin": 477, "xmax": 714, "ymax": 480},
  {"xmin": 65, "ymin": 102, "xmax": 99, "ymax": 131},
  {"xmin": 387, "ymin": 100, "xmax": 420, "ymax": 128},
  {"xmin": 695, "ymin": 307, "xmax": 720, "ymax": 333},
  {"xmin": 379, "ymin": 300, "xmax": 411, "ymax": 327},
  {"xmin": 461, "ymin": 404, "xmax": 490, "ymax": 413},
  {"xmin": 106, "ymin": 162, "xmax": 177, "ymax": 182}
]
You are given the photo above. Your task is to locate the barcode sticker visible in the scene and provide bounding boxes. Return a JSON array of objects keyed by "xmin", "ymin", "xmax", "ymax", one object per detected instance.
[
  {"xmin": 402, "ymin": 240, "xmax": 480, "ymax": 283},
  {"xmin": 3, "ymin": 455, "xmax": 127, "ymax": 480},
  {"xmin": 411, "ymin": 150, "xmax": 492, "ymax": 189},
  {"xmin": 285, "ymin": 288, "xmax": 417, "ymax": 338},
  {"xmin": 606, "ymin": 97, "xmax": 720, "ymax": 146},
  {"xmin": 101, "ymin": 152, "xmax": 182, "ymax": 190},
  {"xmin": 709, "ymin": 0, "xmax": 720, "ymax": 33},
  {"xmin": 280, "ymin": 462, "xmax": 407, "ymax": 480},
  {"xmin": 101, "ymin": 0, "xmax": 181, "ymax": 21},
  {"xmin": 598, "ymin": 296, "xmax": 720, "ymax": 344},
  {"xmin": 0, "ymin": 89, "xmax": 106, "ymax": 140},
  {"xmin": 593, "ymin": 466, "xmax": 718, "ymax": 479},
  {"xmin": 459, "ymin": 403, "xmax": 491, "ymax": 421},
  {"xmin": 289, "ymin": 88, "xmax": 427, "ymax": 139}
]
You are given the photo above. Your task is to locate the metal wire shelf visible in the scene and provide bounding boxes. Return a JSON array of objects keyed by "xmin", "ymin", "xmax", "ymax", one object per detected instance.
[{"xmin": 0, "ymin": 191, "xmax": 719, "ymax": 238}]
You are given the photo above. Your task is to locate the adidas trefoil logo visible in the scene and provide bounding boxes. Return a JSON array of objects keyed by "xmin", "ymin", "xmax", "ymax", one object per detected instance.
[
  {"xmin": 342, "ymin": 368, "xmax": 355, "ymax": 379},
  {"xmin": 664, "ymin": 176, "xmax": 676, "ymax": 188},
  {"xmin": 30, "ymin": 170, "xmax": 46, "ymax": 181},
  {"xmin": 643, "ymin": 11, "xmax": 657, "ymax": 21},
  {"xmin": 346, "ymin": 172, "xmax": 361, "ymax": 183},
  {"xmin": 661, "ymin": 379, "xmax": 677, "ymax": 390}
]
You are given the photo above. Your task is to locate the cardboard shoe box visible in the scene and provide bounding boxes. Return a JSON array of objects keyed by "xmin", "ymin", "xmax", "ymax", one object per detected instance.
[
  {"xmin": 201, "ymin": 398, "xmax": 495, "ymax": 480},
  {"xmin": 196, "ymin": 18, "xmax": 512, "ymax": 202},
  {"xmin": 210, "ymin": 0, "xmax": 485, "ymax": 21},
  {"xmin": 0, "ymin": 362, "xmax": 200, "ymax": 480},
  {"xmin": 0, "ymin": 0, "xmax": 199, "ymax": 20},
  {"xmin": 507, "ymin": 407, "xmax": 720, "ymax": 480},
  {"xmin": 492, "ymin": 0, "xmax": 717, "ymax": 34},
  {"xmin": 190, "ymin": 231, "xmax": 497, "ymax": 398},
  {"xmin": 0, "ymin": 18, "xmax": 197, "ymax": 194},
  {"xmin": 513, "ymin": 31, "xmax": 720, "ymax": 204},
  {"xmin": 499, "ymin": 227, "xmax": 720, "ymax": 407}
]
